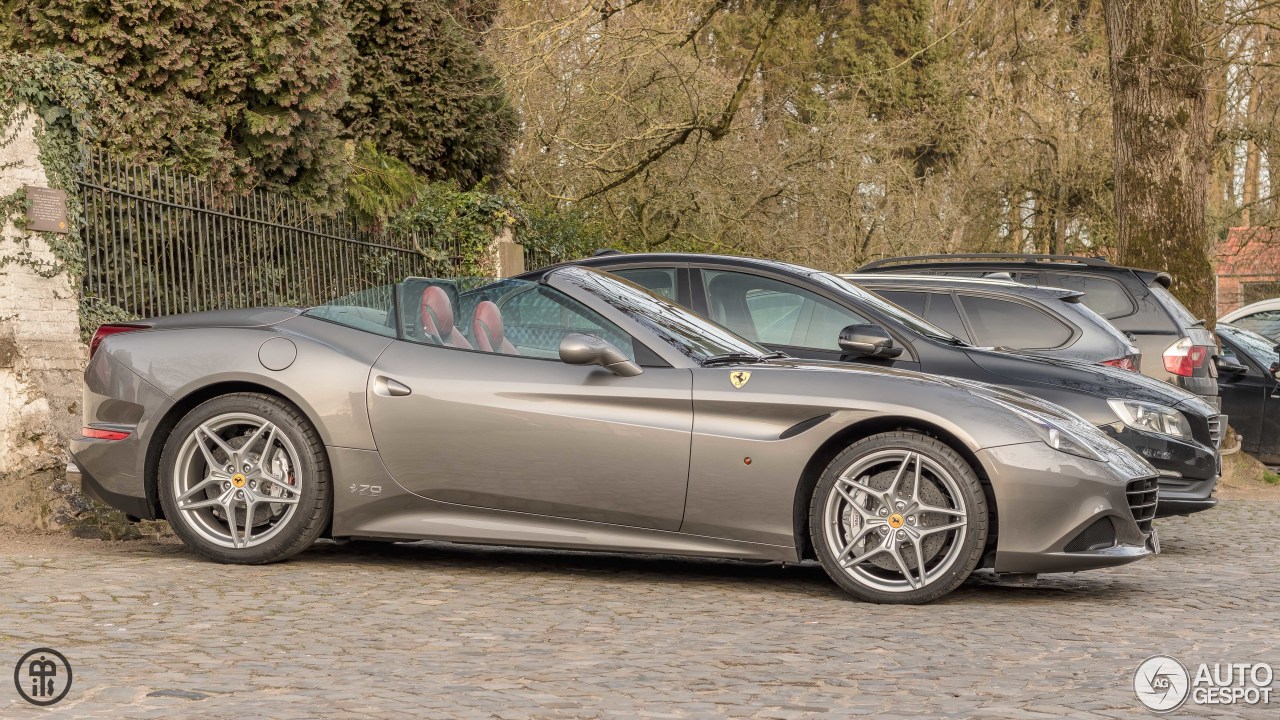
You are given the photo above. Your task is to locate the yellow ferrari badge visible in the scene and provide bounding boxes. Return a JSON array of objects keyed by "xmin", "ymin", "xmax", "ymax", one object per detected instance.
[{"xmin": 730, "ymin": 370, "xmax": 751, "ymax": 389}]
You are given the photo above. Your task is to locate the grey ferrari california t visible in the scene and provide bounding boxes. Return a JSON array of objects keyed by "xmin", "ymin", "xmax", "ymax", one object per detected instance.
[{"xmin": 73, "ymin": 266, "xmax": 1160, "ymax": 603}]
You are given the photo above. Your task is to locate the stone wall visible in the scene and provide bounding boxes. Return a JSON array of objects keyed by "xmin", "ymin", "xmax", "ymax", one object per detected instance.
[{"xmin": 0, "ymin": 107, "xmax": 88, "ymax": 529}]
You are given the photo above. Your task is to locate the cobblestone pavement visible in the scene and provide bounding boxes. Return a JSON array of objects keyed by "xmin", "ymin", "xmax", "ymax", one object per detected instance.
[{"xmin": 2, "ymin": 499, "xmax": 1277, "ymax": 719}]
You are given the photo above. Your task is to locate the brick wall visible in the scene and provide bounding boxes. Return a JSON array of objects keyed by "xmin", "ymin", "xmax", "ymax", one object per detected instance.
[
  {"xmin": 1216, "ymin": 227, "xmax": 1280, "ymax": 315},
  {"xmin": 0, "ymin": 107, "xmax": 88, "ymax": 528}
]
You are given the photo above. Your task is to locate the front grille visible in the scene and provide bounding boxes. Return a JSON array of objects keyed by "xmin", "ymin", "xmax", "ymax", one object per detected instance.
[
  {"xmin": 1207, "ymin": 414, "xmax": 1225, "ymax": 448},
  {"xmin": 1065, "ymin": 517, "xmax": 1116, "ymax": 552},
  {"xmin": 1127, "ymin": 477, "xmax": 1159, "ymax": 534}
]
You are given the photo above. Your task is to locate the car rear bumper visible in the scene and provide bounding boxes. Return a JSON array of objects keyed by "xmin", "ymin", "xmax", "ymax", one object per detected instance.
[
  {"xmin": 70, "ymin": 432, "xmax": 156, "ymax": 520},
  {"xmin": 978, "ymin": 442, "xmax": 1157, "ymax": 575},
  {"xmin": 70, "ymin": 454, "xmax": 153, "ymax": 520}
]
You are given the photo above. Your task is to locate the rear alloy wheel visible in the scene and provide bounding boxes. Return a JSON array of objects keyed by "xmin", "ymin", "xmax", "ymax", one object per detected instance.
[
  {"xmin": 810, "ymin": 432, "xmax": 987, "ymax": 604},
  {"xmin": 159, "ymin": 393, "xmax": 331, "ymax": 564}
]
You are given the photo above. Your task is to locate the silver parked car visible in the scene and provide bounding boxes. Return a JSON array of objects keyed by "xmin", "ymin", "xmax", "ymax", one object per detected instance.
[
  {"xmin": 74, "ymin": 267, "xmax": 1160, "ymax": 604},
  {"xmin": 1220, "ymin": 297, "xmax": 1280, "ymax": 342}
]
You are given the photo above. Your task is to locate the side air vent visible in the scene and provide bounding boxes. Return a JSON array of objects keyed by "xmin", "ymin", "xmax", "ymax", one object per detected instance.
[{"xmin": 1064, "ymin": 517, "xmax": 1116, "ymax": 552}]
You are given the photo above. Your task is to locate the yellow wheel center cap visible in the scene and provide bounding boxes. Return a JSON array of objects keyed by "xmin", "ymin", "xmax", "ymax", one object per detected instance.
[
  {"xmin": 231, "ymin": 473, "xmax": 247, "ymax": 488},
  {"xmin": 888, "ymin": 513, "xmax": 905, "ymax": 529}
]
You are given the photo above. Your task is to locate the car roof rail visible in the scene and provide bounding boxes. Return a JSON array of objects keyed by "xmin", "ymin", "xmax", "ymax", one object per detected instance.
[
  {"xmin": 592, "ymin": 248, "xmax": 625, "ymax": 257},
  {"xmin": 858, "ymin": 253, "xmax": 1118, "ymax": 270}
]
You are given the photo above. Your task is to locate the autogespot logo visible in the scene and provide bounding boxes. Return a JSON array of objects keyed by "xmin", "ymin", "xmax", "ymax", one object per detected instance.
[
  {"xmin": 1134, "ymin": 654, "xmax": 1274, "ymax": 713},
  {"xmin": 1135, "ymin": 655, "xmax": 1191, "ymax": 712}
]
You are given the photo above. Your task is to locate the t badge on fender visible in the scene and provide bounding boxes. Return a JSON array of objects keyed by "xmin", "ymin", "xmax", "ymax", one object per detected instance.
[{"xmin": 730, "ymin": 370, "xmax": 751, "ymax": 388}]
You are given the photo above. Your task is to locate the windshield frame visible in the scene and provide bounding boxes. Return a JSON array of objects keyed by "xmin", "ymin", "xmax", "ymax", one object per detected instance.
[
  {"xmin": 546, "ymin": 266, "xmax": 774, "ymax": 364},
  {"xmin": 820, "ymin": 273, "xmax": 970, "ymax": 345}
]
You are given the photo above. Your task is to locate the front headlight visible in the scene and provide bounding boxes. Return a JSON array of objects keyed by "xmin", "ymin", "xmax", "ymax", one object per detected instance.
[
  {"xmin": 1107, "ymin": 399, "xmax": 1192, "ymax": 440},
  {"xmin": 1024, "ymin": 415, "xmax": 1106, "ymax": 461},
  {"xmin": 989, "ymin": 399, "xmax": 1107, "ymax": 461}
]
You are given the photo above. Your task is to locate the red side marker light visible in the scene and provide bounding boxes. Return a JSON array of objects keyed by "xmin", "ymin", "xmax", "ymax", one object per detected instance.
[{"xmin": 82, "ymin": 427, "xmax": 130, "ymax": 441}]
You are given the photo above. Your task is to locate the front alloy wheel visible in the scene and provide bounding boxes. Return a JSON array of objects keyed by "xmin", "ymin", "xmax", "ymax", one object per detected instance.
[{"xmin": 811, "ymin": 432, "xmax": 988, "ymax": 604}]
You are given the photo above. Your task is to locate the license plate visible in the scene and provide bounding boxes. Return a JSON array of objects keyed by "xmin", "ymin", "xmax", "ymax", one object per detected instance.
[{"xmin": 1148, "ymin": 527, "xmax": 1161, "ymax": 555}]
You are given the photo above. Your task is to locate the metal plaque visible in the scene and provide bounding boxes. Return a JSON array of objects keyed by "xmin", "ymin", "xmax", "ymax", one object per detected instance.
[{"xmin": 23, "ymin": 186, "xmax": 69, "ymax": 234}]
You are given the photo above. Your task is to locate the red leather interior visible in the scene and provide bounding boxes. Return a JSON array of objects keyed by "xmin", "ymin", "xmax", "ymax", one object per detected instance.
[
  {"xmin": 473, "ymin": 300, "xmax": 517, "ymax": 354},
  {"xmin": 420, "ymin": 286, "xmax": 473, "ymax": 349}
]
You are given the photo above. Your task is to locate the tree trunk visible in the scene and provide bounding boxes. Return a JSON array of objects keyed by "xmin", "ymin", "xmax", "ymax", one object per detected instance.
[
  {"xmin": 1103, "ymin": 0, "xmax": 1216, "ymax": 322},
  {"xmin": 1242, "ymin": 26, "xmax": 1263, "ymax": 227}
]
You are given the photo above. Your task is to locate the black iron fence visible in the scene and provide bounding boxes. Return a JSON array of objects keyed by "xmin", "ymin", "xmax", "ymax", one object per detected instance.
[{"xmin": 78, "ymin": 149, "xmax": 467, "ymax": 318}]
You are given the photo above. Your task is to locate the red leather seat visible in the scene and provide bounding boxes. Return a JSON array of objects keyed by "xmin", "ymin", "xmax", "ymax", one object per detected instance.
[
  {"xmin": 473, "ymin": 300, "xmax": 517, "ymax": 354},
  {"xmin": 420, "ymin": 286, "xmax": 473, "ymax": 349}
]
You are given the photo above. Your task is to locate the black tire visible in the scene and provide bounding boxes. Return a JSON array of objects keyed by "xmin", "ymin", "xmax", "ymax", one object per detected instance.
[
  {"xmin": 809, "ymin": 431, "xmax": 988, "ymax": 604},
  {"xmin": 158, "ymin": 392, "xmax": 331, "ymax": 564}
]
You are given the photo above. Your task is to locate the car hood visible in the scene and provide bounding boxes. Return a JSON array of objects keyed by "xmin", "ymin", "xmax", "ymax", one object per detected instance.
[{"xmin": 963, "ymin": 347, "xmax": 1213, "ymax": 416}]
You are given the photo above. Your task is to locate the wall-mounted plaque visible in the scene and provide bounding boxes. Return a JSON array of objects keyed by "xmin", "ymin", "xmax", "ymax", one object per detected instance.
[{"xmin": 24, "ymin": 185, "xmax": 69, "ymax": 234}]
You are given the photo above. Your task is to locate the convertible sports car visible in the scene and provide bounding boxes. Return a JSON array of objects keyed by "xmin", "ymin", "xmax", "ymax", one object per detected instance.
[{"xmin": 74, "ymin": 267, "xmax": 1160, "ymax": 604}]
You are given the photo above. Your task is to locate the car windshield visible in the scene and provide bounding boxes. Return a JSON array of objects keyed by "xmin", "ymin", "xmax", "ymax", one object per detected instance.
[
  {"xmin": 1221, "ymin": 324, "xmax": 1279, "ymax": 367},
  {"xmin": 553, "ymin": 266, "xmax": 773, "ymax": 362},
  {"xmin": 822, "ymin": 273, "xmax": 968, "ymax": 344}
]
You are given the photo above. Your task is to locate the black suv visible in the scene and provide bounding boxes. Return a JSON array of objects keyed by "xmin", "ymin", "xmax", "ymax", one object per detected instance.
[
  {"xmin": 856, "ymin": 254, "xmax": 1219, "ymax": 406},
  {"xmin": 553, "ymin": 252, "xmax": 1224, "ymax": 515}
]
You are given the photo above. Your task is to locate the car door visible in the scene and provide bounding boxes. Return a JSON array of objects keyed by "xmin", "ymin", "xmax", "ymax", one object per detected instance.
[
  {"xmin": 366, "ymin": 280, "xmax": 694, "ymax": 531},
  {"xmin": 1217, "ymin": 334, "xmax": 1277, "ymax": 456}
]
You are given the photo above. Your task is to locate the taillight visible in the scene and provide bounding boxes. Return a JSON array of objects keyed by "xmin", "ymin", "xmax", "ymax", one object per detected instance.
[
  {"xmin": 81, "ymin": 427, "xmax": 130, "ymax": 441},
  {"xmin": 89, "ymin": 324, "xmax": 147, "ymax": 360},
  {"xmin": 1163, "ymin": 338, "xmax": 1209, "ymax": 377},
  {"xmin": 1102, "ymin": 355, "xmax": 1139, "ymax": 371}
]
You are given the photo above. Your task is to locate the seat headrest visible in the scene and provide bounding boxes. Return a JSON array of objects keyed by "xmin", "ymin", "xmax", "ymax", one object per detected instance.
[
  {"xmin": 421, "ymin": 286, "xmax": 455, "ymax": 337},
  {"xmin": 474, "ymin": 300, "xmax": 505, "ymax": 351}
]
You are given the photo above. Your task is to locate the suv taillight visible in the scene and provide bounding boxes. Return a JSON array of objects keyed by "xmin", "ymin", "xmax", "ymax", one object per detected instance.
[
  {"xmin": 89, "ymin": 324, "xmax": 147, "ymax": 360},
  {"xmin": 1163, "ymin": 337, "xmax": 1209, "ymax": 377},
  {"xmin": 1102, "ymin": 355, "xmax": 1139, "ymax": 371}
]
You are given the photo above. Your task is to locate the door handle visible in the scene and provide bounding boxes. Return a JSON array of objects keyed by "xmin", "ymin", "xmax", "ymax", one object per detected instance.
[{"xmin": 374, "ymin": 376, "xmax": 413, "ymax": 397}]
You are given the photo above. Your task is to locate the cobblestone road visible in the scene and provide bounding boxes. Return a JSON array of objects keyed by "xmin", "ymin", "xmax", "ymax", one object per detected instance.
[{"xmin": 2, "ymin": 499, "xmax": 1277, "ymax": 719}]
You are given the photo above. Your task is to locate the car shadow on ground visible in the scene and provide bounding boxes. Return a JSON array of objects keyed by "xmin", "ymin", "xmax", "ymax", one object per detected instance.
[{"xmin": 276, "ymin": 537, "xmax": 1148, "ymax": 605}]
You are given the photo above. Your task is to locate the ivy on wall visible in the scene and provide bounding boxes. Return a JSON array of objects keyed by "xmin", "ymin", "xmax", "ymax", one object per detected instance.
[
  {"xmin": 1, "ymin": 51, "xmax": 111, "ymax": 281},
  {"xmin": 391, "ymin": 182, "xmax": 521, "ymax": 275}
]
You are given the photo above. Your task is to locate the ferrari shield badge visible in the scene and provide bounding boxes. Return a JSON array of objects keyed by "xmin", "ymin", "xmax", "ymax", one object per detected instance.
[{"xmin": 729, "ymin": 370, "xmax": 751, "ymax": 389}]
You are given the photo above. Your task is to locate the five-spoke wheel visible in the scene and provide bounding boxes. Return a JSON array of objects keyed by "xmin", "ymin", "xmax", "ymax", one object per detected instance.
[
  {"xmin": 811, "ymin": 432, "xmax": 987, "ymax": 604},
  {"xmin": 159, "ymin": 393, "xmax": 331, "ymax": 564}
]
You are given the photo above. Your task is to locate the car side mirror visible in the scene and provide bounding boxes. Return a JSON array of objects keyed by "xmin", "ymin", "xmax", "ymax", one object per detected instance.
[
  {"xmin": 1271, "ymin": 360, "xmax": 1280, "ymax": 380},
  {"xmin": 838, "ymin": 324, "xmax": 903, "ymax": 359},
  {"xmin": 1213, "ymin": 353, "xmax": 1244, "ymax": 376},
  {"xmin": 559, "ymin": 333, "xmax": 643, "ymax": 377},
  {"xmin": 1216, "ymin": 356, "xmax": 1248, "ymax": 376}
]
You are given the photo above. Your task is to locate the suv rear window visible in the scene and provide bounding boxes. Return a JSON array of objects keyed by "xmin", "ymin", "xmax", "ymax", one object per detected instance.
[
  {"xmin": 957, "ymin": 295, "xmax": 1073, "ymax": 349},
  {"xmin": 1042, "ymin": 273, "xmax": 1135, "ymax": 319}
]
